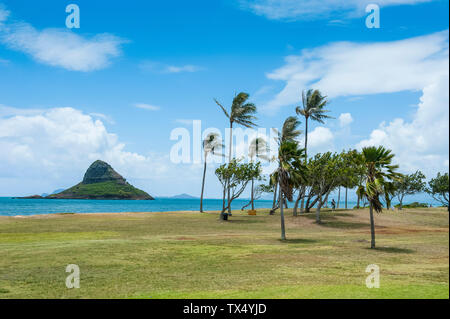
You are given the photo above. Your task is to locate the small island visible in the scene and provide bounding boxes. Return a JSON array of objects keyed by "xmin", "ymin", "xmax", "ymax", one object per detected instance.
[
  {"xmin": 20, "ymin": 160, "xmax": 154, "ymax": 200},
  {"xmin": 170, "ymin": 193, "xmax": 198, "ymax": 199}
]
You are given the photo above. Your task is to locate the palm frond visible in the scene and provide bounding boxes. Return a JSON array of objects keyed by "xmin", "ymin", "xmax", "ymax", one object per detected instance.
[{"xmin": 214, "ymin": 99, "xmax": 230, "ymax": 119}]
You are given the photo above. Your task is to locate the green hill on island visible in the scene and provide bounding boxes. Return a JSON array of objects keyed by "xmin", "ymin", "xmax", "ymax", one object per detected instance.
[{"xmin": 46, "ymin": 160, "xmax": 154, "ymax": 200}]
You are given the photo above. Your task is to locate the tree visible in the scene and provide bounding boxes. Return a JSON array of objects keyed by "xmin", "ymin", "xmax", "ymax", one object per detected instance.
[
  {"xmin": 339, "ymin": 150, "xmax": 361, "ymax": 210},
  {"xmin": 393, "ymin": 170, "xmax": 426, "ymax": 210},
  {"xmin": 215, "ymin": 160, "xmax": 261, "ymax": 220},
  {"xmin": 272, "ymin": 140, "xmax": 307, "ymax": 239},
  {"xmin": 306, "ymin": 152, "xmax": 341, "ymax": 223},
  {"xmin": 215, "ymin": 93, "xmax": 257, "ymax": 214},
  {"xmin": 248, "ymin": 137, "xmax": 269, "ymax": 210},
  {"xmin": 200, "ymin": 133, "xmax": 223, "ymax": 212},
  {"xmin": 271, "ymin": 116, "xmax": 302, "ymax": 215},
  {"xmin": 241, "ymin": 184, "xmax": 270, "ymax": 210},
  {"xmin": 357, "ymin": 146, "xmax": 400, "ymax": 249},
  {"xmin": 383, "ymin": 181, "xmax": 397, "ymax": 210},
  {"xmin": 426, "ymin": 172, "xmax": 449, "ymax": 211},
  {"xmin": 295, "ymin": 89, "xmax": 332, "ymax": 213}
]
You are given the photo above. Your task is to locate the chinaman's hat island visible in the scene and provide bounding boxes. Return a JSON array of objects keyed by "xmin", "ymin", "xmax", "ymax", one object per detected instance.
[{"xmin": 18, "ymin": 160, "xmax": 154, "ymax": 200}]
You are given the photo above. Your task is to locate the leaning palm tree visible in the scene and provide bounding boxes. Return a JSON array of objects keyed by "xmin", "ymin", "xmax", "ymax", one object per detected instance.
[
  {"xmin": 271, "ymin": 116, "xmax": 302, "ymax": 213},
  {"xmin": 215, "ymin": 92, "xmax": 257, "ymax": 214},
  {"xmin": 273, "ymin": 140, "xmax": 306, "ymax": 240},
  {"xmin": 358, "ymin": 146, "xmax": 400, "ymax": 249},
  {"xmin": 248, "ymin": 137, "xmax": 269, "ymax": 210},
  {"xmin": 200, "ymin": 133, "xmax": 224, "ymax": 212},
  {"xmin": 296, "ymin": 89, "xmax": 333, "ymax": 213}
]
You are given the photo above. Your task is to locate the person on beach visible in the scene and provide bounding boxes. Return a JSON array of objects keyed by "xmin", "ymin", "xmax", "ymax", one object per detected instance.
[{"xmin": 331, "ymin": 199, "xmax": 336, "ymax": 211}]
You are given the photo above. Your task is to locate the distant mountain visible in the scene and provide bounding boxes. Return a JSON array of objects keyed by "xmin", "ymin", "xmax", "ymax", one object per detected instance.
[
  {"xmin": 170, "ymin": 193, "xmax": 198, "ymax": 199},
  {"xmin": 46, "ymin": 160, "xmax": 154, "ymax": 200},
  {"xmin": 40, "ymin": 189, "xmax": 65, "ymax": 197}
]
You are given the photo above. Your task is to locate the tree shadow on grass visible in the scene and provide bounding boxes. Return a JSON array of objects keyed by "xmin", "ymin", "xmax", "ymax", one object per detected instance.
[
  {"xmin": 280, "ymin": 238, "xmax": 319, "ymax": 244},
  {"xmin": 320, "ymin": 220, "xmax": 369, "ymax": 229},
  {"xmin": 333, "ymin": 213, "xmax": 356, "ymax": 217},
  {"xmin": 304, "ymin": 213, "xmax": 368, "ymax": 229},
  {"xmin": 366, "ymin": 246, "xmax": 415, "ymax": 254},
  {"xmin": 227, "ymin": 219, "xmax": 263, "ymax": 224}
]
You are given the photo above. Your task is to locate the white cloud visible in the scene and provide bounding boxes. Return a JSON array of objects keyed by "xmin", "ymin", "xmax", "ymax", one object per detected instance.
[
  {"xmin": 0, "ymin": 6, "xmax": 125, "ymax": 71},
  {"xmin": 338, "ymin": 113, "xmax": 353, "ymax": 127},
  {"xmin": 0, "ymin": 6, "xmax": 9, "ymax": 25},
  {"xmin": 0, "ymin": 106, "xmax": 208, "ymax": 196},
  {"xmin": 139, "ymin": 61, "xmax": 203, "ymax": 74},
  {"xmin": 357, "ymin": 74, "xmax": 449, "ymax": 176},
  {"xmin": 240, "ymin": 0, "xmax": 432, "ymax": 21},
  {"xmin": 166, "ymin": 65, "xmax": 203, "ymax": 73},
  {"xmin": 308, "ymin": 126, "xmax": 334, "ymax": 149},
  {"xmin": 89, "ymin": 112, "xmax": 115, "ymax": 124},
  {"xmin": 135, "ymin": 103, "xmax": 160, "ymax": 111},
  {"xmin": 263, "ymin": 31, "xmax": 448, "ymax": 175},
  {"xmin": 264, "ymin": 31, "xmax": 448, "ymax": 111},
  {"xmin": 0, "ymin": 104, "xmax": 44, "ymax": 117}
]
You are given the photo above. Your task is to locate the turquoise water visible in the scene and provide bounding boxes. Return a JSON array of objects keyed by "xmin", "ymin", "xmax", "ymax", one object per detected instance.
[
  {"xmin": 0, "ymin": 197, "xmax": 275, "ymax": 216},
  {"xmin": 0, "ymin": 197, "xmax": 440, "ymax": 216}
]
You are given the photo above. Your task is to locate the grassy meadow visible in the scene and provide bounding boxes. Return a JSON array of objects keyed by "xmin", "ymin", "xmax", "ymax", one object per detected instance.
[{"xmin": 0, "ymin": 207, "xmax": 448, "ymax": 299}]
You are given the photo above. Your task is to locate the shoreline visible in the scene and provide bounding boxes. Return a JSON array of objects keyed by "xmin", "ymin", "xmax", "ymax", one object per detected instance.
[
  {"xmin": 1, "ymin": 209, "xmax": 216, "ymax": 219},
  {"xmin": 2, "ymin": 206, "xmax": 446, "ymax": 219}
]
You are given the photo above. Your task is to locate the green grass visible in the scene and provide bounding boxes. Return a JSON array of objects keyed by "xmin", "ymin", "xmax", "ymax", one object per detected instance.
[{"xmin": 0, "ymin": 207, "xmax": 448, "ymax": 299}]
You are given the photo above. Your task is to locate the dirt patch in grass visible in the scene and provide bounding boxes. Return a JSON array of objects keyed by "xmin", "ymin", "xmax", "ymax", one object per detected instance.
[{"xmin": 174, "ymin": 237, "xmax": 197, "ymax": 241}]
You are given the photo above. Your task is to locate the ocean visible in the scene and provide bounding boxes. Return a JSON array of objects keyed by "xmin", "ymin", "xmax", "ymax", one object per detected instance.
[
  {"xmin": 0, "ymin": 197, "xmax": 440, "ymax": 216},
  {"xmin": 0, "ymin": 197, "xmax": 275, "ymax": 216}
]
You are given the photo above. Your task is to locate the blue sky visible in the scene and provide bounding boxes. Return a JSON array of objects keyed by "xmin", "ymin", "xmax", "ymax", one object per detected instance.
[{"xmin": 0, "ymin": 0, "xmax": 448, "ymax": 200}]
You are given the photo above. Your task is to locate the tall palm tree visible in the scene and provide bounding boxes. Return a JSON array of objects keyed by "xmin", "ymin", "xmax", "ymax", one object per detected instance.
[
  {"xmin": 358, "ymin": 146, "xmax": 400, "ymax": 249},
  {"xmin": 215, "ymin": 92, "xmax": 257, "ymax": 214},
  {"xmin": 273, "ymin": 140, "xmax": 306, "ymax": 240},
  {"xmin": 248, "ymin": 137, "xmax": 269, "ymax": 210},
  {"xmin": 271, "ymin": 116, "xmax": 302, "ymax": 213},
  {"xmin": 296, "ymin": 89, "xmax": 332, "ymax": 213},
  {"xmin": 200, "ymin": 133, "xmax": 223, "ymax": 212}
]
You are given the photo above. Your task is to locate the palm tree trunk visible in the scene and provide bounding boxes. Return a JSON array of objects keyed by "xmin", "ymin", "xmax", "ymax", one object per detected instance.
[
  {"xmin": 272, "ymin": 182, "xmax": 278, "ymax": 209},
  {"xmin": 200, "ymin": 155, "xmax": 207, "ymax": 212},
  {"xmin": 345, "ymin": 187, "xmax": 348, "ymax": 209},
  {"xmin": 300, "ymin": 117, "xmax": 308, "ymax": 213},
  {"xmin": 357, "ymin": 193, "xmax": 360, "ymax": 209},
  {"xmin": 337, "ymin": 186, "xmax": 340, "ymax": 209},
  {"xmin": 251, "ymin": 178, "xmax": 254, "ymax": 210},
  {"xmin": 369, "ymin": 203, "xmax": 376, "ymax": 249},
  {"xmin": 270, "ymin": 183, "xmax": 278, "ymax": 215},
  {"xmin": 227, "ymin": 121, "xmax": 233, "ymax": 215},
  {"xmin": 279, "ymin": 182, "xmax": 286, "ymax": 240}
]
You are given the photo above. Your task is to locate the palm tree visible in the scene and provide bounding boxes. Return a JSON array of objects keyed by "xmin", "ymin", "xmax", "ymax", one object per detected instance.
[
  {"xmin": 215, "ymin": 92, "xmax": 257, "ymax": 214},
  {"xmin": 358, "ymin": 146, "xmax": 400, "ymax": 249},
  {"xmin": 296, "ymin": 89, "xmax": 332, "ymax": 213},
  {"xmin": 273, "ymin": 140, "xmax": 306, "ymax": 240},
  {"xmin": 248, "ymin": 137, "xmax": 269, "ymax": 210},
  {"xmin": 271, "ymin": 116, "xmax": 302, "ymax": 214},
  {"xmin": 200, "ymin": 133, "xmax": 223, "ymax": 212}
]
